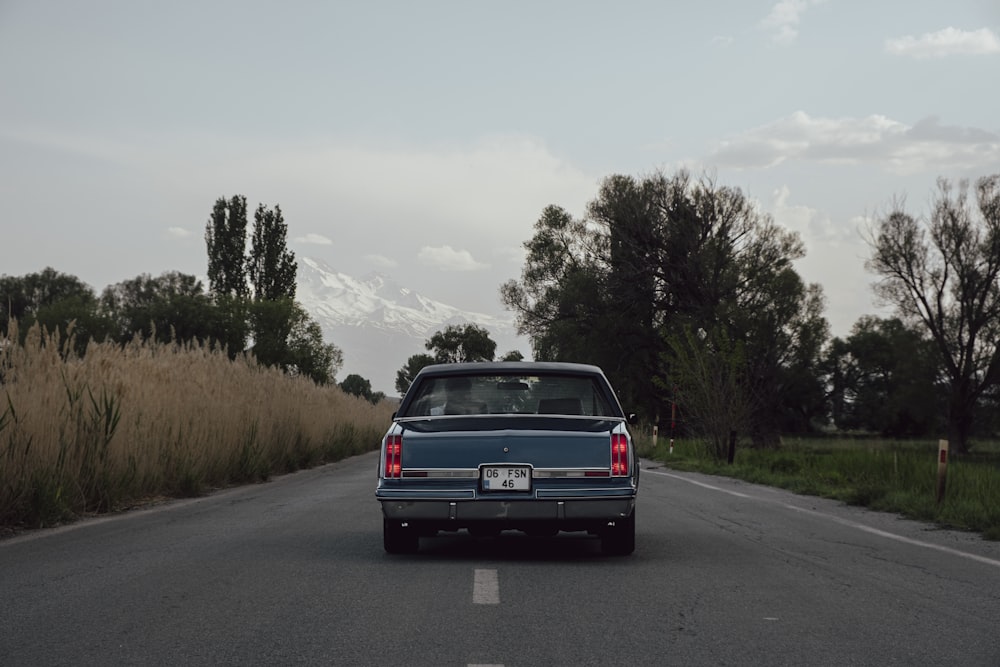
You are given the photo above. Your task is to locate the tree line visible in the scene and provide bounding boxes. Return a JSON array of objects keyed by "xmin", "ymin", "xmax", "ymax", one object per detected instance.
[
  {"xmin": 501, "ymin": 170, "xmax": 1000, "ymax": 456},
  {"xmin": 2, "ymin": 196, "xmax": 343, "ymax": 386},
  {"xmin": 1, "ymin": 196, "xmax": 511, "ymax": 403},
  {"xmin": 4, "ymin": 172, "xmax": 998, "ymax": 455}
]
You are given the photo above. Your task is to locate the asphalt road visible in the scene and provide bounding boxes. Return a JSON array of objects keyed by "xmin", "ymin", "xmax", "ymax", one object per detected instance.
[{"xmin": 2, "ymin": 452, "xmax": 999, "ymax": 666}]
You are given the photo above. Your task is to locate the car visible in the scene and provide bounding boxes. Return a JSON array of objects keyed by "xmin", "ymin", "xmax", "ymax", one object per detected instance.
[{"xmin": 375, "ymin": 361, "xmax": 638, "ymax": 555}]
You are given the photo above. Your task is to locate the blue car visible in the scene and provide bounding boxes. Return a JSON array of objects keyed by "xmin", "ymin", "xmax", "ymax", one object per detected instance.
[{"xmin": 376, "ymin": 361, "xmax": 638, "ymax": 555}]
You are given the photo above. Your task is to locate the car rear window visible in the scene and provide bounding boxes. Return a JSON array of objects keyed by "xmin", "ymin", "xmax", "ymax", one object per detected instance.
[{"xmin": 400, "ymin": 373, "xmax": 617, "ymax": 418}]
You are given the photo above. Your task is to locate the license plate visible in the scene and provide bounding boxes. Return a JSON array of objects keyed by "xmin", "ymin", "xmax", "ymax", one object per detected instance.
[{"xmin": 481, "ymin": 465, "xmax": 531, "ymax": 491}]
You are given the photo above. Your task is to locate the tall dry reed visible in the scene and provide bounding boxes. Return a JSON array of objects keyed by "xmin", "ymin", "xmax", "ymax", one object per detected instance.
[{"xmin": 0, "ymin": 321, "xmax": 394, "ymax": 528}]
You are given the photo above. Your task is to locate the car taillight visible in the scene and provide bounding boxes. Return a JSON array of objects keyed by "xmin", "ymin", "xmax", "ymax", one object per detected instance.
[
  {"xmin": 384, "ymin": 434, "xmax": 402, "ymax": 478},
  {"xmin": 611, "ymin": 433, "xmax": 629, "ymax": 476}
]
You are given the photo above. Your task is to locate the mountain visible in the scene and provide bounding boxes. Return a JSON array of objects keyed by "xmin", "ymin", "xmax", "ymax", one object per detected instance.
[{"xmin": 296, "ymin": 257, "xmax": 528, "ymax": 396}]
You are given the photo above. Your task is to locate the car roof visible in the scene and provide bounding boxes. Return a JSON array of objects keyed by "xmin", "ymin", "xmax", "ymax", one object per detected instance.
[{"xmin": 413, "ymin": 361, "xmax": 606, "ymax": 378}]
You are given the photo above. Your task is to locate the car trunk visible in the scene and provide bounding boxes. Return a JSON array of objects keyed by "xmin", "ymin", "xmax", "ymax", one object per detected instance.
[{"xmin": 397, "ymin": 424, "xmax": 615, "ymax": 471}]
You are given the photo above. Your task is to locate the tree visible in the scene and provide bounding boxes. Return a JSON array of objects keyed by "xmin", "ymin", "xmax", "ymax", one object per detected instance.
[
  {"xmin": 283, "ymin": 302, "xmax": 343, "ymax": 385},
  {"xmin": 667, "ymin": 324, "xmax": 752, "ymax": 458},
  {"xmin": 866, "ymin": 174, "xmax": 1000, "ymax": 454},
  {"xmin": 980, "ymin": 383, "xmax": 1000, "ymax": 436},
  {"xmin": 425, "ymin": 323, "xmax": 497, "ymax": 363},
  {"xmin": 395, "ymin": 353, "xmax": 436, "ymax": 395},
  {"xmin": 500, "ymin": 205, "xmax": 617, "ymax": 371},
  {"xmin": 394, "ymin": 323, "xmax": 500, "ymax": 396},
  {"xmin": 822, "ymin": 316, "xmax": 942, "ymax": 436},
  {"xmin": 246, "ymin": 297, "xmax": 294, "ymax": 367},
  {"xmin": 0, "ymin": 268, "xmax": 107, "ymax": 355},
  {"xmin": 340, "ymin": 374, "xmax": 378, "ymax": 403},
  {"xmin": 1, "ymin": 268, "xmax": 97, "ymax": 328},
  {"xmin": 587, "ymin": 175, "xmax": 662, "ymax": 419},
  {"xmin": 204, "ymin": 196, "xmax": 323, "ymax": 368},
  {"xmin": 99, "ymin": 272, "xmax": 229, "ymax": 347},
  {"xmin": 33, "ymin": 295, "xmax": 114, "ymax": 357},
  {"xmin": 640, "ymin": 172, "xmax": 823, "ymax": 444},
  {"xmin": 503, "ymin": 169, "xmax": 827, "ymax": 444},
  {"xmin": 205, "ymin": 195, "xmax": 249, "ymax": 298},
  {"xmin": 771, "ymin": 283, "xmax": 830, "ymax": 434},
  {"xmin": 246, "ymin": 203, "xmax": 300, "ymax": 374},
  {"xmin": 501, "ymin": 205, "xmax": 598, "ymax": 348},
  {"xmin": 205, "ymin": 196, "xmax": 251, "ymax": 354},
  {"xmin": 249, "ymin": 203, "xmax": 297, "ymax": 302}
]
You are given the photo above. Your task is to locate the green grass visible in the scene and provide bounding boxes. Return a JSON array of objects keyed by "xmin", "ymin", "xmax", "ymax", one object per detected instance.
[{"xmin": 635, "ymin": 434, "xmax": 1000, "ymax": 541}]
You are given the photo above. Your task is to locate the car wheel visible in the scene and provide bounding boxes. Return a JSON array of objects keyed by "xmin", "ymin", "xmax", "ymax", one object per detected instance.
[
  {"xmin": 600, "ymin": 511, "xmax": 635, "ymax": 556},
  {"xmin": 383, "ymin": 519, "xmax": 419, "ymax": 554}
]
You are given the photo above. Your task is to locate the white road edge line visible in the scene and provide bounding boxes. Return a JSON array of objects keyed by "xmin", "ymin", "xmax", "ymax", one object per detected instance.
[
  {"xmin": 473, "ymin": 568, "xmax": 500, "ymax": 605},
  {"xmin": 646, "ymin": 468, "xmax": 1000, "ymax": 569}
]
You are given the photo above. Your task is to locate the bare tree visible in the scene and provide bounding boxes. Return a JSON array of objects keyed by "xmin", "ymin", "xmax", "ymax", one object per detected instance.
[{"xmin": 865, "ymin": 174, "xmax": 1000, "ymax": 454}]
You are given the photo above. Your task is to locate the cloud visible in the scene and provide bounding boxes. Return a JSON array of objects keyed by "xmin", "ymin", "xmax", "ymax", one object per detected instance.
[
  {"xmin": 710, "ymin": 111, "xmax": 1000, "ymax": 173},
  {"xmin": 885, "ymin": 27, "xmax": 1000, "ymax": 58},
  {"xmin": 294, "ymin": 233, "xmax": 333, "ymax": 245},
  {"xmin": 166, "ymin": 227, "xmax": 193, "ymax": 239},
  {"xmin": 769, "ymin": 185, "xmax": 855, "ymax": 245},
  {"xmin": 759, "ymin": 0, "xmax": 824, "ymax": 44},
  {"xmin": 418, "ymin": 245, "xmax": 490, "ymax": 272},
  {"xmin": 364, "ymin": 253, "xmax": 398, "ymax": 269}
]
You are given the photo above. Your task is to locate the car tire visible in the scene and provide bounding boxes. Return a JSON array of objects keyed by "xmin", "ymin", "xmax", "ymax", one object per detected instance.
[
  {"xmin": 383, "ymin": 519, "xmax": 419, "ymax": 554},
  {"xmin": 600, "ymin": 511, "xmax": 635, "ymax": 556}
]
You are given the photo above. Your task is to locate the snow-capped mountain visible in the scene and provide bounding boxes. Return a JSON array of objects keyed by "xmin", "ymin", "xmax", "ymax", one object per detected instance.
[{"xmin": 296, "ymin": 257, "xmax": 527, "ymax": 395}]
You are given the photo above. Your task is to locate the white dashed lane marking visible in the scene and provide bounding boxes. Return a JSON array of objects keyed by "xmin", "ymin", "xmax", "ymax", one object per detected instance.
[
  {"xmin": 470, "ymin": 570, "xmax": 503, "ymax": 664},
  {"xmin": 473, "ymin": 568, "xmax": 500, "ymax": 604}
]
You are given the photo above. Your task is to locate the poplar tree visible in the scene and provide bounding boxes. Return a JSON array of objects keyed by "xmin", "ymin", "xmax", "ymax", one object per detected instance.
[
  {"xmin": 204, "ymin": 195, "xmax": 249, "ymax": 298},
  {"xmin": 249, "ymin": 203, "xmax": 297, "ymax": 301}
]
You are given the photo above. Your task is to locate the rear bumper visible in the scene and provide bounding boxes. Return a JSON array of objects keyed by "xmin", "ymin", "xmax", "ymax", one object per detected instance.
[{"xmin": 378, "ymin": 495, "xmax": 636, "ymax": 523}]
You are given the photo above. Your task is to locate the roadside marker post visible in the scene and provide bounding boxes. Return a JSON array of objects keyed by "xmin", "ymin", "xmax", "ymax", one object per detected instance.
[
  {"xmin": 936, "ymin": 439, "xmax": 949, "ymax": 505},
  {"xmin": 669, "ymin": 401, "xmax": 676, "ymax": 454}
]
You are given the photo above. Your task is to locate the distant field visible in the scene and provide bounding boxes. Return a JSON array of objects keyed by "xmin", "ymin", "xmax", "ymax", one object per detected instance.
[{"xmin": 635, "ymin": 434, "xmax": 1000, "ymax": 541}]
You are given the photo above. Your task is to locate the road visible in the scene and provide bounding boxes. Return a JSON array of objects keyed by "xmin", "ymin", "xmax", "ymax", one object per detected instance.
[{"xmin": 2, "ymin": 452, "xmax": 999, "ymax": 666}]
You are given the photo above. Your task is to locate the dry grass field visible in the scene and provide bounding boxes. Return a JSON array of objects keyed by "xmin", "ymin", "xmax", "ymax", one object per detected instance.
[{"xmin": 0, "ymin": 322, "xmax": 394, "ymax": 530}]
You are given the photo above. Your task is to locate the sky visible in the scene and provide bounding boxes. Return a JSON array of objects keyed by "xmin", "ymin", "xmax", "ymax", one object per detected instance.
[{"xmin": 2, "ymin": 0, "xmax": 999, "ymax": 343}]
